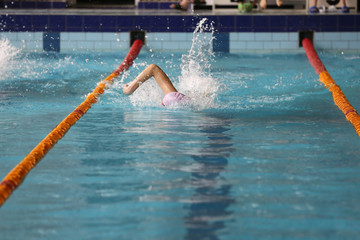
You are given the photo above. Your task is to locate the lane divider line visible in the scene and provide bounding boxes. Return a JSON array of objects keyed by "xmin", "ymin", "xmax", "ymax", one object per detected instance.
[
  {"xmin": 0, "ymin": 39, "xmax": 143, "ymax": 207},
  {"xmin": 302, "ymin": 38, "xmax": 360, "ymax": 138}
]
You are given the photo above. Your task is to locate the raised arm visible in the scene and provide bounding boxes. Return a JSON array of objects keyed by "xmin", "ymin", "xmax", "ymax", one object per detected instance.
[{"xmin": 123, "ymin": 64, "xmax": 178, "ymax": 95}]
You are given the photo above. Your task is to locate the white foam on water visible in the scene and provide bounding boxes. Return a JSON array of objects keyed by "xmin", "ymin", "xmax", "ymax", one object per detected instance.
[
  {"xmin": 109, "ymin": 61, "xmax": 163, "ymax": 107},
  {"xmin": 177, "ymin": 18, "xmax": 221, "ymax": 110},
  {"xmin": 114, "ymin": 18, "xmax": 223, "ymax": 110},
  {"xmin": 0, "ymin": 39, "xmax": 83, "ymax": 83},
  {"xmin": 0, "ymin": 38, "xmax": 21, "ymax": 81}
]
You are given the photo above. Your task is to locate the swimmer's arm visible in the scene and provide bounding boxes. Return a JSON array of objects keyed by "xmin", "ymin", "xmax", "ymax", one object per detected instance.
[
  {"xmin": 123, "ymin": 66, "xmax": 154, "ymax": 95},
  {"xmin": 123, "ymin": 79, "xmax": 142, "ymax": 95},
  {"xmin": 123, "ymin": 64, "xmax": 177, "ymax": 95},
  {"xmin": 123, "ymin": 70, "xmax": 153, "ymax": 95}
]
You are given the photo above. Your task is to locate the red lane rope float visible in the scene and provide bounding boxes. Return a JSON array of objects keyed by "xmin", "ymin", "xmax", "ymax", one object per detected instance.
[
  {"xmin": 0, "ymin": 39, "xmax": 143, "ymax": 207},
  {"xmin": 302, "ymin": 38, "xmax": 360, "ymax": 138}
]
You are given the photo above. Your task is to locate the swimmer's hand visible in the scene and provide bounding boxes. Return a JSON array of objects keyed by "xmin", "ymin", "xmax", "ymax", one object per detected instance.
[
  {"xmin": 122, "ymin": 81, "xmax": 140, "ymax": 95},
  {"xmin": 123, "ymin": 84, "xmax": 134, "ymax": 95}
]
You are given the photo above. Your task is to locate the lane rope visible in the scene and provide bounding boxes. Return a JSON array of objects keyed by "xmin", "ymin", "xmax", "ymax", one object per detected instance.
[
  {"xmin": 0, "ymin": 39, "xmax": 143, "ymax": 207},
  {"xmin": 302, "ymin": 38, "xmax": 360, "ymax": 138}
]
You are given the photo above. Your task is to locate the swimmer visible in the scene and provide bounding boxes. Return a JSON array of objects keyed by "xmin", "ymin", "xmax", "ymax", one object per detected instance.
[{"xmin": 123, "ymin": 64, "xmax": 190, "ymax": 106}]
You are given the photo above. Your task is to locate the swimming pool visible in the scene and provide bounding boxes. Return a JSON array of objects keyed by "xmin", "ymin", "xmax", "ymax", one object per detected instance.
[{"xmin": 1, "ymin": 22, "xmax": 360, "ymax": 239}]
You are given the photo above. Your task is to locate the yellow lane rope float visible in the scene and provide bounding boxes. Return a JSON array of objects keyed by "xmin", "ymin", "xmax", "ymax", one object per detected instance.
[
  {"xmin": 0, "ymin": 39, "xmax": 143, "ymax": 207},
  {"xmin": 302, "ymin": 38, "xmax": 360, "ymax": 138}
]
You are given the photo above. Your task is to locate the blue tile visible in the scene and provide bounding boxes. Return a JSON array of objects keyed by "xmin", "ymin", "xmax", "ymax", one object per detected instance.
[
  {"xmin": 321, "ymin": 15, "xmax": 337, "ymax": 27},
  {"xmin": 287, "ymin": 16, "xmax": 303, "ymax": 32},
  {"xmin": 270, "ymin": 16, "xmax": 287, "ymax": 27},
  {"xmin": 134, "ymin": 16, "xmax": 152, "ymax": 30},
  {"xmin": 338, "ymin": 15, "xmax": 355, "ymax": 31},
  {"xmin": 339, "ymin": 15, "xmax": 355, "ymax": 26},
  {"xmin": 1, "ymin": 12, "xmax": 359, "ymax": 34},
  {"xmin": 138, "ymin": 2, "xmax": 158, "ymax": 9},
  {"xmin": 99, "ymin": 16, "xmax": 117, "ymax": 31},
  {"xmin": 236, "ymin": 16, "xmax": 252, "ymax": 31},
  {"xmin": 205, "ymin": 16, "xmax": 219, "ymax": 31},
  {"xmin": 356, "ymin": 15, "xmax": 360, "ymax": 31},
  {"xmin": 84, "ymin": 16, "xmax": 100, "ymax": 31},
  {"xmin": 253, "ymin": 16, "xmax": 270, "ymax": 31},
  {"xmin": 184, "ymin": 16, "xmax": 203, "ymax": 32},
  {"xmin": 12, "ymin": 15, "xmax": 32, "ymax": 31},
  {"xmin": 66, "ymin": 15, "xmax": 83, "ymax": 31},
  {"xmin": 213, "ymin": 32, "xmax": 229, "ymax": 52},
  {"xmin": 32, "ymin": 15, "xmax": 49, "ymax": 31},
  {"xmin": 320, "ymin": 27, "xmax": 338, "ymax": 32},
  {"xmin": 303, "ymin": 15, "xmax": 321, "ymax": 31},
  {"xmin": 117, "ymin": 16, "xmax": 134, "ymax": 31},
  {"xmin": 53, "ymin": 2, "xmax": 66, "ymax": 8},
  {"xmin": 117, "ymin": 16, "xmax": 130, "ymax": 27},
  {"xmin": 217, "ymin": 16, "xmax": 235, "ymax": 31},
  {"xmin": 159, "ymin": 2, "xmax": 172, "ymax": 9},
  {"xmin": 0, "ymin": 15, "xmax": 14, "ymax": 31},
  {"xmin": 167, "ymin": 16, "xmax": 186, "ymax": 32},
  {"xmin": 152, "ymin": 16, "xmax": 170, "ymax": 32},
  {"xmin": 43, "ymin": 32, "xmax": 60, "ymax": 52},
  {"xmin": 37, "ymin": 2, "xmax": 52, "ymax": 8},
  {"xmin": 320, "ymin": 15, "xmax": 337, "ymax": 31},
  {"xmin": 270, "ymin": 16, "xmax": 287, "ymax": 31},
  {"xmin": 49, "ymin": 15, "xmax": 66, "ymax": 31},
  {"xmin": 137, "ymin": 2, "xmax": 145, "ymax": 9}
]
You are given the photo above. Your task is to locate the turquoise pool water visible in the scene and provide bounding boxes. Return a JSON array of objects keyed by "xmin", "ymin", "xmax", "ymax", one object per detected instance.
[{"xmin": 1, "ymin": 30, "xmax": 360, "ymax": 239}]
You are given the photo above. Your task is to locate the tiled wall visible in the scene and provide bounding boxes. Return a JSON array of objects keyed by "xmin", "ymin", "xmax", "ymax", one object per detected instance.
[
  {"xmin": 1, "ymin": 14, "xmax": 360, "ymax": 52},
  {"xmin": 0, "ymin": 32, "xmax": 43, "ymax": 50},
  {"xmin": 2, "ymin": 0, "xmax": 67, "ymax": 9},
  {"xmin": 231, "ymin": 32, "xmax": 360, "ymax": 51},
  {"xmin": 1, "ymin": 31, "xmax": 360, "ymax": 52},
  {"xmin": 1, "ymin": 14, "xmax": 360, "ymax": 33},
  {"xmin": 60, "ymin": 32, "xmax": 130, "ymax": 51},
  {"xmin": 314, "ymin": 32, "xmax": 360, "ymax": 49},
  {"xmin": 230, "ymin": 32, "xmax": 299, "ymax": 52}
]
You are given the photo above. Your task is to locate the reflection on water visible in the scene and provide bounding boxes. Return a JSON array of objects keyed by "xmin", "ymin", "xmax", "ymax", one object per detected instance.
[
  {"xmin": 80, "ymin": 109, "xmax": 236, "ymax": 239},
  {"xmin": 185, "ymin": 114, "xmax": 235, "ymax": 240},
  {"xmin": 1, "ymin": 47, "xmax": 360, "ymax": 238}
]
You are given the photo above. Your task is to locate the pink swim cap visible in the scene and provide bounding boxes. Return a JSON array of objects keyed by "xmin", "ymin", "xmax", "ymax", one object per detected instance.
[{"xmin": 161, "ymin": 92, "xmax": 190, "ymax": 106}]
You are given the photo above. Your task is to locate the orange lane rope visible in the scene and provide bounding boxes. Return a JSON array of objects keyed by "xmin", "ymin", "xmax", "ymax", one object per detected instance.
[
  {"xmin": 302, "ymin": 38, "xmax": 360, "ymax": 138},
  {"xmin": 0, "ymin": 39, "xmax": 143, "ymax": 207}
]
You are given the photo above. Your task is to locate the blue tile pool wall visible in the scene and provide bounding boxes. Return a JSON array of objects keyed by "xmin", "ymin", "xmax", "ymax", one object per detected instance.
[
  {"xmin": 2, "ymin": 14, "xmax": 360, "ymax": 33},
  {"xmin": 61, "ymin": 32, "xmax": 130, "ymax": 51},
  {"xmin": 43, "ymin": 32, "xmax": 60, "ymax": 51},
  {"xmin": 2, "ymin": 1, "xmax": 67, "ymax": 9},
  {"xmin": 1, "ymin": 14, "xmax": 360, "ymax": 52},
  {"xmin": 0, "ymin": 32, "xmax": 43, "ymax": 50}
]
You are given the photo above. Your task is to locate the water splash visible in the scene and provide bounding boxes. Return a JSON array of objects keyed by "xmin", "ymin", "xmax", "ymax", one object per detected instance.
[
  {"xmin": 0, "ymin": 38, "xmax": 21, "ymax": 81},
  {"xmin": 178, "ymin": 18, "xmax": 221, "ymax": 110},
  {"xmin": 119, "ymin": 18, "xmax": 222, "ymax": 109},
  {"xmin": 110, "ymin": 61, "xmax": 163, "ymax": 107}
]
